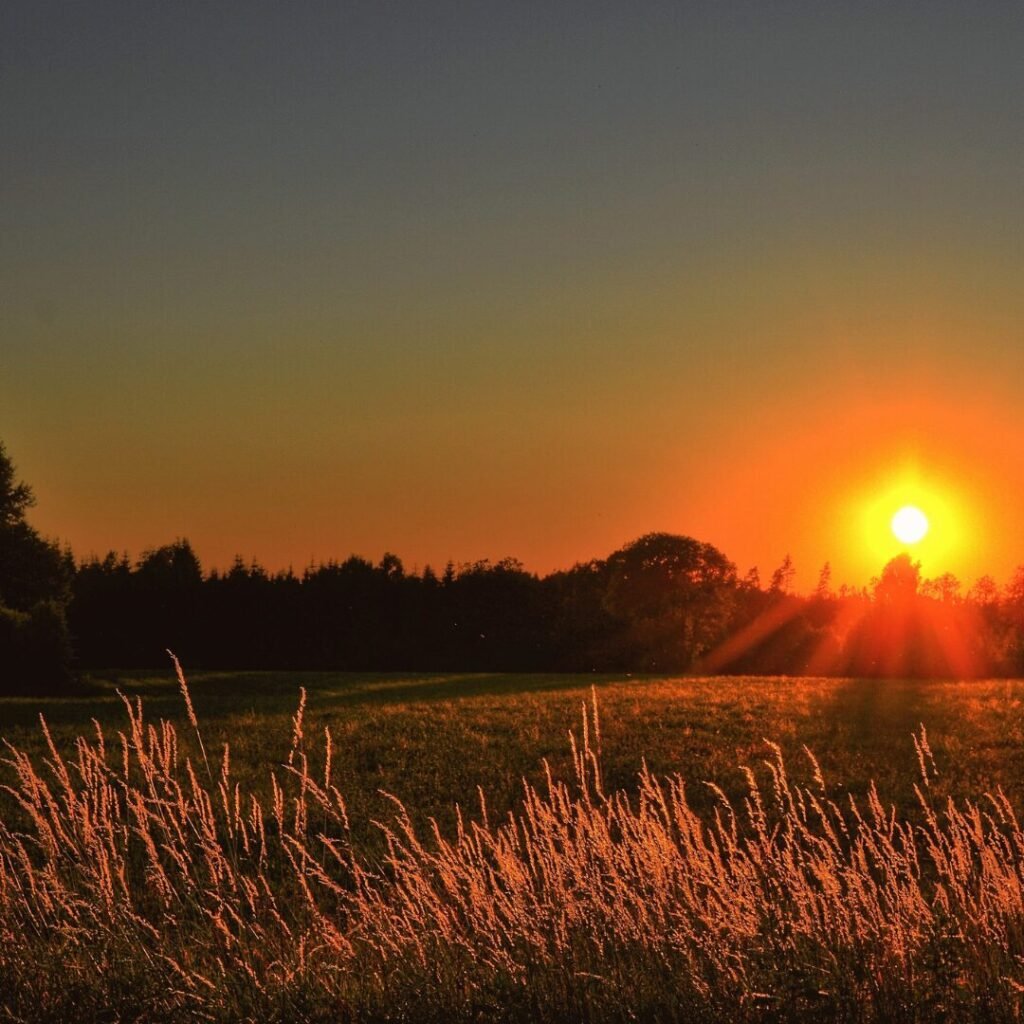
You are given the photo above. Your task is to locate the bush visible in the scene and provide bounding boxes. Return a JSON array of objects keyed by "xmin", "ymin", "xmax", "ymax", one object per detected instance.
[{"xmin": 0, "ymin": 600, "xmax": 73, "ymax": 693}]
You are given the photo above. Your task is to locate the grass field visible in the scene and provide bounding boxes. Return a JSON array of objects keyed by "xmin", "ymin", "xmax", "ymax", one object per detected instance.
[
  {"xmin": 6, "ymin": 670, "xmax": 1024, "ymax": 1021},
  {"xmin": 8, "ymin": 670, "xmax": 1024, "ymax": 847}
]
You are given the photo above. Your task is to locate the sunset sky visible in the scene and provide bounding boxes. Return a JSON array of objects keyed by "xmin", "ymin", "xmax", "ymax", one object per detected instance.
[{"xmin": 4, "ymin": 2, "xmax": 1024, "ymax": 589}]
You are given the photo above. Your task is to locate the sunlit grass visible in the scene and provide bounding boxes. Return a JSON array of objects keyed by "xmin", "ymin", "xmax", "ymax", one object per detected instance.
[{"xmin": 4, "ymin": 671, "xmax": 1024, "ymax": 1020}]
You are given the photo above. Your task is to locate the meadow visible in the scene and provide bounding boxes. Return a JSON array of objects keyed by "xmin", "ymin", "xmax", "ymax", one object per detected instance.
[{"xmin": 5, "ymin": 669, "xmax": 1024, "ymax": 1021}]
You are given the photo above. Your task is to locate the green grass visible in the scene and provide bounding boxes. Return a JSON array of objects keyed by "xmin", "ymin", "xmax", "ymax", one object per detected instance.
[
  {"xmin": 8, "ymin": 671, "xmax": 1024, "ymax": 1022},
  {"xmin": 7, "ymin": 670, "xmax": 1024, "ymax": 856}
]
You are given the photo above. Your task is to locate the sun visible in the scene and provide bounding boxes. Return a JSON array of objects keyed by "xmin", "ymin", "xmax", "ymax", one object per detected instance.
[
  {"xmin": 851, "ymin": 461, "xmax": 971, "ymax": 580},
  {"xmin": 891, "ymin": 504, "xmax": 929, "ymax": 545}
]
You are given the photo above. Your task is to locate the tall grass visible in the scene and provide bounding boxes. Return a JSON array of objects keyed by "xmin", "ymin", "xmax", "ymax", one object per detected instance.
[{"xmin": 3, "ymin": 673, "xmax": 1024, "ymax": 1022}]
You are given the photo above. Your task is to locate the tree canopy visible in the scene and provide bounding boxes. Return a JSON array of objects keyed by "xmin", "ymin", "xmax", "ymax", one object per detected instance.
[
  {"xmin": 0, "ymin": 443, "xmax": 73, "ymax": 690},
  {"xmin": 9, "ymin": 438, "xmax": 1024, "ymax": 684}
]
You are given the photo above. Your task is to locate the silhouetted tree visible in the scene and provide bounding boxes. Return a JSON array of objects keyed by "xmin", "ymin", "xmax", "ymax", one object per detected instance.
[
  {"xmin": 873, "ymin": 553, "xmax": 921, "ymax": 605},
  {"xmin": 742, "ymin": 566, "xmax": 761, "ymax": 592},
  {"xmin": 0, "ymin": 442, "xmax": 73, "ymax": 690},
  {"xmin": 70, "ymin": 551, "xmax": 134, "ymax": 666},
  {"xmin": 968, "ymin": 575, "xmax": 999, "ymax": 607},
  {"xmin": 603, "ymin": 533, "xmax": 736, "ymax": 671},
  {"xmin": 57, "ymin": 525, "xmax": 1024, "ymax": 680},
  {"xmin": 378, "ymin": 552, "xmax": 404, "ymax": 579},
  {"xmin": 769, "ymin": 555, "xmax": 795, "ymax": 595},
  {"xmin": 846, "ymin": 555, "xmax": 970, "ymax": 677},
  {"xmin": 196, "ymin": 557, "xmax": 300, "ymax": 669},
  {"xmin": 814, "ymin": 563, "xmax": 833, "ymax": 601},
  {"xmin": 439, "ymin": 558, "xmax": 550, "ymax": 670},
  {"xmin": 544, "ymin": 560, "xmax": 620, "ymax": 670},
  {"xmin": 921, "ymin": 572, "xmax": 961, "ymax": 604}
]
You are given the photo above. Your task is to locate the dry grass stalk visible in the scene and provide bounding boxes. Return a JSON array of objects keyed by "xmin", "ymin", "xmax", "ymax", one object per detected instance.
[{"xmin": 2, "ymin": 676, "xmax": 1024, "ymax": 1021}]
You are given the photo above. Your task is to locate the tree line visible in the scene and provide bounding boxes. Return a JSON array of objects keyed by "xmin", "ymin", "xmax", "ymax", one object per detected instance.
[{"xmin": 3, "ymin": 440, "xmax": 1024, "ymax": 690}]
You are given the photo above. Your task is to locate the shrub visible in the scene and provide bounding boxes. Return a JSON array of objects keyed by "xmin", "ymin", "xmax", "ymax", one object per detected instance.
[{"xmin": 0, "ymin": 600, "xmax": 73, "ymax": 693}]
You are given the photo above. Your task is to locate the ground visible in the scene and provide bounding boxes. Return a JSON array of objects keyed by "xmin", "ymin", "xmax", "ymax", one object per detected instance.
[{"xmin": 6, "ymin": 670, "xmax": 1024, "ymax": 856}]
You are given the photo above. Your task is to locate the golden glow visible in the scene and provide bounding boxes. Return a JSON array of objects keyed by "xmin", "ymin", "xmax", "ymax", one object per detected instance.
[
  {"xmin": 852, "ymin": 462, "xmax": 971, "ymax": 580},
  {"xmin": 891, "ymin": 505, "xmax": 929, "ymax": 545},
  {"xmin": 680, "ymin": 382, "xmax": 1019, "ymax": 593}
]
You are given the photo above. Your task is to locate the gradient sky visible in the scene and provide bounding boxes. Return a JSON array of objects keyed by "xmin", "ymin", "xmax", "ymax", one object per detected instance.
[{"xmin": 3, "ymin": 2, "xmax": 1024, "ymax": 589}]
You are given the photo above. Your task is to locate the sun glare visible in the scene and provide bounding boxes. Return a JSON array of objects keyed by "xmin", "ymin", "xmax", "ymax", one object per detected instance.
[
  {"xmin": 891, "ymin": 505, "xmax": 929, "ymax": 545},
  {"xmin": 848, "ymin": 461, "xmax": 972, "ymax": 582}
]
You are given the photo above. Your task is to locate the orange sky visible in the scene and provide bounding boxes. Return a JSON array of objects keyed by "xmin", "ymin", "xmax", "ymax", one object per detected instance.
[
  {"xmin": 5, "ymin": 4, "xmax": 1024, "ymax": 591},
  {"xmin": 12, "ymin": 311, "xmax": 1024, "ymax": 592}
]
